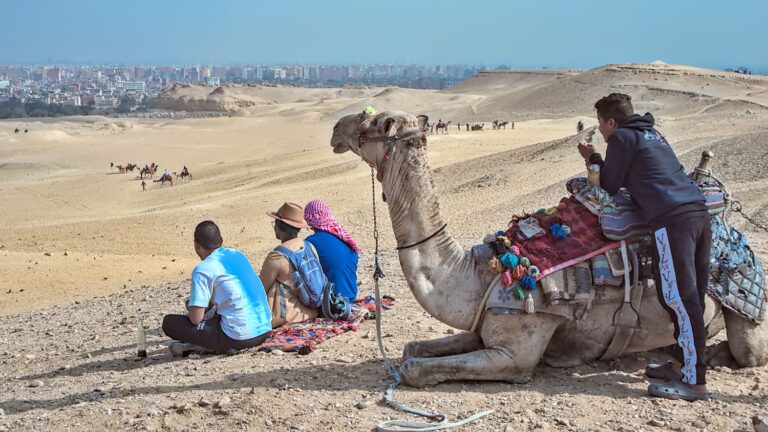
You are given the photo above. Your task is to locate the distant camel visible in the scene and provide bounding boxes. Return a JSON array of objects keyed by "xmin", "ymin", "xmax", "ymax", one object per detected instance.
[
  {"xmin": 177, "ymin": 167, "xmax": 192, "ymax": 182},
  {"xmin": 492, "ymin": 120, "xmax": 500, "ymax": 130},
  {"xmin": 435, "ymin": 120, "xmax": 451, "ymax": 134},
  {"xmin": 140, "ymin": 165, "xmax": 157, "ymax": 179},
  {"xmin": 117, "ymin": 163, "xmax": 138, "ymax": 173},
  {"xmin": 116, "ymin": 164, "xmax": 137, "ymax": 174},
  {"xmin": 154, "ymin": 174, "xmax": 173, "ymax": 187},
  {"xmin": 499, "ymin": 121, "xmax": 510, "ymax": 129},
  {"xmin": 471, "ymin": 123, "xmax": 485, "ymax": 131},
  {"xmin": 14, "ymin": 128, "xmax": 19, "ymax": 134}
]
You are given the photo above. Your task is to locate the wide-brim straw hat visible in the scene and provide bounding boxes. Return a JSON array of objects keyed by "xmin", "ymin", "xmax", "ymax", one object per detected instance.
[{"xmin": 266, "ymin": 202, "xmax": 310, "ymax": 229}]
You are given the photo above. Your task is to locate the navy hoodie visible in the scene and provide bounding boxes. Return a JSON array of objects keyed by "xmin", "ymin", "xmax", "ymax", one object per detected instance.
[{"xmin": 589, "ymin": 113, "xmax": 706, "ymax": 223}]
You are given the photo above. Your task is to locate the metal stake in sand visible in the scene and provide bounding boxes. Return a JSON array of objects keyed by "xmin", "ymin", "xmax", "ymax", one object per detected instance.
[{"xmin": 137, "ymin": 317, "xmax": 147, "ymax": 358}]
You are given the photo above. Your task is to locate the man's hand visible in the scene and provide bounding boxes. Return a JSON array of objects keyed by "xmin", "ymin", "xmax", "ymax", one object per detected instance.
[{"xmin": 577, "ymin": 141, "xmax": 596, "ymax": 161}]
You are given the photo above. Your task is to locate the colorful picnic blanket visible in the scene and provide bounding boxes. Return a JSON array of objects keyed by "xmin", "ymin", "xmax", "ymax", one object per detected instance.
[
  {"xmin": 505, "ymin": 196, "xmax": 623, "ymax": 280},
  {"xmin": 258, "ymin": 296, "xmax": 394, "ymax": 354}
]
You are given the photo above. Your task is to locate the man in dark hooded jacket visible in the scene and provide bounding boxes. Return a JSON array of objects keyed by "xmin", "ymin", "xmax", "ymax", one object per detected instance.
[{"xmin": 578, "ymin": 93, "xmax": 711, "ymax": 401}]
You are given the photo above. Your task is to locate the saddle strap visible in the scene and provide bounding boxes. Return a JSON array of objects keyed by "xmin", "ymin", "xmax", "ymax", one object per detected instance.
[{"xmin": 600, "ymin": 243, "xmax": 644, "ymax": 360}]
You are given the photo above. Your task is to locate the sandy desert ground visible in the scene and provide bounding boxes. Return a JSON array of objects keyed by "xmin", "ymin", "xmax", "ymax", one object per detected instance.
[{"xmin": 1, "ymin": 63, "xmax": 767, "ymax": 431}]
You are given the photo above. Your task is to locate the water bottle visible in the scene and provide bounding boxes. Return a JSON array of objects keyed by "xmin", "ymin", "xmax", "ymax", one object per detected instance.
[{"xmin": 587, "ymin": 164, "xmax": 601, "ymax": 187}]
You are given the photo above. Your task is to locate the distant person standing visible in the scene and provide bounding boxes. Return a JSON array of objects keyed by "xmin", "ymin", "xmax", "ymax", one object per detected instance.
[
  {"xmin": 141, "ymin": 180, "xmax": 146, "ymax": 191},
  {"xmin": 466, "ymin": 123, "xmax": 469, "ymax": 131},
  {"xmin": 577, "ymin": 120, "xmax": 584, "ymax": 133}
]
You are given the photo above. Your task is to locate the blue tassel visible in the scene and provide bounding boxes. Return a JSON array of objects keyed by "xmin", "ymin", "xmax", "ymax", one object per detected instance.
[
  {"xmin": 549, "ymin": 223, "xmax": 568, "ymax": 240},
  {"xmin": 520, "ymin": 274, "xmax": 537, "ymax": 291},
  {"xmin": 499, "ymin": 252, "xmax": 520, "ymax": 269}
]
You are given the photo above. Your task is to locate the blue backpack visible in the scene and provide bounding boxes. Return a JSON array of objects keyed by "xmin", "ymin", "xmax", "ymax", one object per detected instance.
[
  {"xmin": 275, "ymin": 243, "xmax": 352, "ymax": 320},
  {"xmin": 275, "ymin": 243, "xmax": 329, "ymax": 308}
]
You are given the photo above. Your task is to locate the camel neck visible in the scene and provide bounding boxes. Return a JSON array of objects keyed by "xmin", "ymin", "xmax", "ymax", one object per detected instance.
[{"xmin": 380, "ymin": 142, "xmax": 489, "ymax": 330}]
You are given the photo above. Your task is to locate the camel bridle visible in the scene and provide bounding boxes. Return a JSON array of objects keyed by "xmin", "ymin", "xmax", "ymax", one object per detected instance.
[
  {"xmin": 359, "ymin": 127, "xmax": 448, "ymax": 250},
  {"xmin": 357, "ymin": 128, "xmax": 424, "ymax": 182}
]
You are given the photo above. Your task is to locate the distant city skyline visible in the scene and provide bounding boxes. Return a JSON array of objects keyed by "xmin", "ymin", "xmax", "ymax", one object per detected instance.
[{"xmin": 3, "ymin": 1, "xmax": 767, "ymax": 71}]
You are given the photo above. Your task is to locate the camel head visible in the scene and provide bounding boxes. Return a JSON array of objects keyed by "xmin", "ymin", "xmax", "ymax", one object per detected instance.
[{"xmin": 331, "ymin": 110, "xmax": 428, "ymax": 168}]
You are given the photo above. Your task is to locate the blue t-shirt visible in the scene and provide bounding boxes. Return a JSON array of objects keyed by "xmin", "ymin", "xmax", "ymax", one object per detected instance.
[
  {"xmin": 189, "ymin": 247, "xmax": 272, "ymax": 340},
  {"xmin": 305, "ymin": 231, "xmax": 359, "ymax": 300}
]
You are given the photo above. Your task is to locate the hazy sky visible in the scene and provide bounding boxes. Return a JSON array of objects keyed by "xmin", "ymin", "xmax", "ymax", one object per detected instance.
[{"xmin": 3, "ymin": 0, "xmax": 767, "ymax": 70}]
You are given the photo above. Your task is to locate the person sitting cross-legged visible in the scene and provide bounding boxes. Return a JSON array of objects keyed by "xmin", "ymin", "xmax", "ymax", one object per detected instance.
[
  {"xmin": 303, "ymin": 199, "xmax": 360, "ymax": 302},
  {"xmin": 260, "ymin": 202, "xmax": 320, "ymax": 328},
  {"xmin": 162, "ymin": 220, "xmax": 272, "ymax": 356}
]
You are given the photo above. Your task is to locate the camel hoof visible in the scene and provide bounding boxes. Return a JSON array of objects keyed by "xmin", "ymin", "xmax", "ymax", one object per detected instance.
[
  {"xmin": 705, "ymin": 341, "xmax": 738, "ymax": 368},
  {"xmin": 399, "ymin": 358, "xmax": 430, "ymax": 389}
]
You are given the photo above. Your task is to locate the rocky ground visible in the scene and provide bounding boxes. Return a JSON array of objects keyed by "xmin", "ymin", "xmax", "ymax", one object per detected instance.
[{"xmin": 1, "ymin": 248, "xmax": 766, "ymax": 432}]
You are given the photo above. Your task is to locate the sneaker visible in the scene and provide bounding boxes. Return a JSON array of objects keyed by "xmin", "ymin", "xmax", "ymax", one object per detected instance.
[{"xmin": 168, "ymin": 342, "xmax": 206, "ymax": 357}]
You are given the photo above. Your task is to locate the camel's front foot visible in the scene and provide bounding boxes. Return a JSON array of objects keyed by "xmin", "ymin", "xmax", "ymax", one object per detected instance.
[
  {"xmin": 705, "ymin": 340, "xmax": 738, "ymax": 368},
  {"xmin": 402, "ymin": 332, "xmax": 483, "ymax": 361},
  {"xmin": 400, "ymin": 358, "xmax": 439, "ymax": 388},
  {"xmin": 398, "ymin": 347, "xmax": 534, "ymax": 388}
]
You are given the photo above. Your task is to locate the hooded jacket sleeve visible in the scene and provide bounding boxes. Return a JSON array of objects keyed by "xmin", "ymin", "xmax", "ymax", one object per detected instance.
[{"xmin": 588, "ymin": 130, "xmax": 636, "ymax": 195}]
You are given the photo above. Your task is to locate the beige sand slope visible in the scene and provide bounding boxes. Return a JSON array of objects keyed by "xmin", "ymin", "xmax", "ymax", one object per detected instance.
[{"xmin": 1, "ymin": 63, "xmax": 768, "ymax": 431}]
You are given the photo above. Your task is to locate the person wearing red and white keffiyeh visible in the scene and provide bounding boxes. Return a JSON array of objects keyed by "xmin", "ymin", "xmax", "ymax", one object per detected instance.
[{"xmin": 304, "ymin": 199, "xmax": 360, "ymax": 300}]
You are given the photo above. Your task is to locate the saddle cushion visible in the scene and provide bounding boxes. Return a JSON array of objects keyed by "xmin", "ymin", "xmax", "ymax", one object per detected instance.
[{"xmin": 707, "ymin": 217, "xmax": 766, "ymax": 323}]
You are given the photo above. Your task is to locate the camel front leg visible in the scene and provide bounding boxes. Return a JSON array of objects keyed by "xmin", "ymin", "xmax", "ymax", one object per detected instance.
[
  {"xmin": 402, "ymin": 331, "xmax": 483, "ymax": 360},
  {"xmin": 723, "ymin": 308, "xmax": 768, "ymax": 367},
  {"xmin": 399, "ymin": 313, "xmax": 563, "ymax": 388}
]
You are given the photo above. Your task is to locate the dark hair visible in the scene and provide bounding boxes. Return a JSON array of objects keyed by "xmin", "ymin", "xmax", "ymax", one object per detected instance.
[
  {"xmin": 594, "ymin": 93, "xmax": 634, "ymax": 125},
  {"xmin": 194, "ymin": 220, "xmax": 223, "ymax": 250},
  {"xmin": 275, "ymin": 219, "xmax": 300, "ymax": 237}
]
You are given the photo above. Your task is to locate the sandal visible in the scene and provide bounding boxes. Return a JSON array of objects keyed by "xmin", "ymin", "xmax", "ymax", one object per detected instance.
[
  {"xmin": 648, "ymin": 379, "xmax": 709, "ymax": 402},
  {"xmin": 645, "ymin": 361, "xmax": 680, "ymax": 381}
]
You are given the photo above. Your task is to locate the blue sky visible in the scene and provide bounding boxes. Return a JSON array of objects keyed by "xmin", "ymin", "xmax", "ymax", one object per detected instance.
[{"xmin": 2, "ymin": 0, "xmax": 767, "ymax": 70}]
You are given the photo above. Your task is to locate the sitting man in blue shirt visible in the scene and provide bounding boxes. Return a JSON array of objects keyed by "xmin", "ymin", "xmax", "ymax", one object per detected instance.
[
  {"xmin": 303, "ymin": 199, "xmax": 360, "ymax": 301},
  {"xmin": 163, "ymin": 220, "xmax": 272, "ymax": 356}
]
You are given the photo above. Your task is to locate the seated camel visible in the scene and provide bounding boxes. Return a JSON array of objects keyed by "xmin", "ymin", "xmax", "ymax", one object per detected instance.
[{"xmin": 330, "ymin": 110, "xmax": 768, "ymax": 388}]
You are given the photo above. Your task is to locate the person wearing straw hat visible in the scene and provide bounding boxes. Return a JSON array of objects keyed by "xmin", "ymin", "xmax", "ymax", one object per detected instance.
[{"xmin": 260, "ymin": 202, "xmax": 319, "ymax": 328}]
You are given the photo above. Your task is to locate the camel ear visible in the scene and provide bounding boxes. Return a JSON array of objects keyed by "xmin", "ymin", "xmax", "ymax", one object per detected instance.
[
  {"xmin": 358, "ymin": 117, "xmax": 374, "ymax": 134},
  {"xmin": 417, "ymin": 115, "xmax": 428, "ymax": 133},
  {"xmin": 384, "ymin": 117, "xmax": 398, "ymax": 137}
]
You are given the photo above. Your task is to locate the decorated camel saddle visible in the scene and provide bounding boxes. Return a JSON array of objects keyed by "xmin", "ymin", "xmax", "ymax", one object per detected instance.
[{"xmin": 483, "ymin": 151, "xmax": 766, "ymax": 326}]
